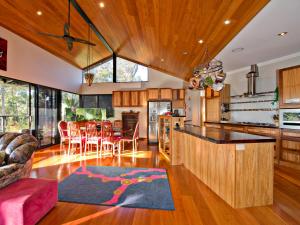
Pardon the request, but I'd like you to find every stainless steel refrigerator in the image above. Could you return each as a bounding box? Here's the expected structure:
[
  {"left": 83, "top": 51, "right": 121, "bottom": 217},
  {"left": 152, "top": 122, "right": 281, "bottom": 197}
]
[{"left": 148, "top": 101, "right": 172, "bottom": 144}]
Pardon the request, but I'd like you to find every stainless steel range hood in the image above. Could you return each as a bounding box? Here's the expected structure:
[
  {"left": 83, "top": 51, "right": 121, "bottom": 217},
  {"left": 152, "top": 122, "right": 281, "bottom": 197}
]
[{"left": 245, "top": 64, "right": 259, "bottom": 97}]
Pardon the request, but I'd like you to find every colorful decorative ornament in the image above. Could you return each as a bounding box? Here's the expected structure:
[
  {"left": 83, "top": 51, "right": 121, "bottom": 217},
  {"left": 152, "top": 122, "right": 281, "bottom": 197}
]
[{"left": 190, "top": 46, "right": 226, "bottom": 92}]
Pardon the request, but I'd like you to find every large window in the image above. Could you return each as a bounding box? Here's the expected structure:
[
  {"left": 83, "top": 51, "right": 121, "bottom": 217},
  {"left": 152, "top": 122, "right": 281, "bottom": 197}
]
[
  {"left": 0, "top": 79, "right": 32, "bottom": 133},
  {"left": 61, "top": 91, "right": 80, "bottom": 121},
  {"left": 117, "top": 57, "right": 148, "bottom": 82},
  {"left": 83, "top": 58, "right": 113, "bottom": 83},
  {"left": 80, "top": 94, "right": 114, "bottom": 118}
]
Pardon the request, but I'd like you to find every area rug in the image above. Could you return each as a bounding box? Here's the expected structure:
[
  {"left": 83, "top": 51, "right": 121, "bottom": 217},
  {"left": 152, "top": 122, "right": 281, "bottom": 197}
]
[{"left": 58, "top": 166, "right": 175, "bottom": 210}]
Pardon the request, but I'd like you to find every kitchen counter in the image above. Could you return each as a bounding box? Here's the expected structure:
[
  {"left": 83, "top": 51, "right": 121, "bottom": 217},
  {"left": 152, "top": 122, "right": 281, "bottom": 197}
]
[
  {"left": 175, "top": 125, "right": 276, "bottom": 144},
  {"left": 172, "top": 125, "right": 275, "bottom": 208}
]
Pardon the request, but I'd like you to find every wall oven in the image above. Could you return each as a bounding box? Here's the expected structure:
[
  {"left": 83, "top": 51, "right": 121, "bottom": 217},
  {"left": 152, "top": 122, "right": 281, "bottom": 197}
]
[{"left": 279, "top": 109, "right": 300, "bottom": 129}]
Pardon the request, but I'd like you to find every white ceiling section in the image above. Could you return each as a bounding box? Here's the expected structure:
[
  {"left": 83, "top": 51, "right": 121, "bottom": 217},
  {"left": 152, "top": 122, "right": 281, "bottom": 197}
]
[{"left": 217, "top": 0, "right": 300, "bottom": 72}]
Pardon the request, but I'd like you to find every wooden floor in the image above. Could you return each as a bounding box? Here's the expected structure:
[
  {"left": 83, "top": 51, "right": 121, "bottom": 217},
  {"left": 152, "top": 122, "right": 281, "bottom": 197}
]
[{"left": 31, "top": 140, "right": 300, "bottom": 225}]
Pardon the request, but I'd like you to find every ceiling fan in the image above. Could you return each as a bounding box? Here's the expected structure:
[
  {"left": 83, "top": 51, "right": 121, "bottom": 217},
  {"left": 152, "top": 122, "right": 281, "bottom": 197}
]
[{"left": 38, "top": 0, "right": 96, "bottom": 51}]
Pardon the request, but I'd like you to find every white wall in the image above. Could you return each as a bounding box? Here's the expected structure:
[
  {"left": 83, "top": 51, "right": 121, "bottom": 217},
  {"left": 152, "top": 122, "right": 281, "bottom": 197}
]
[
  {"left": 80, "top": 68, "right": 186, "bottom": 138},
  {"left": 225, "top": 53, "right": 300, "bottom": 124},
  {"left": 0, "top": 26, "right": 82, "bottom": 93},
  {"left": 185, "top": 89, "right": 201, "bottom": 126}
]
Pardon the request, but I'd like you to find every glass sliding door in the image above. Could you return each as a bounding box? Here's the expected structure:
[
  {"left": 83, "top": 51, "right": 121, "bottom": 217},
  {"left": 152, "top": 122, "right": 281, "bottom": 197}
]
[
  {"left": 37, "top": 86, "right": 58, "bottom": 147},
  {"left": 0, "top": 78, "right": 32, "bottom": 133}
]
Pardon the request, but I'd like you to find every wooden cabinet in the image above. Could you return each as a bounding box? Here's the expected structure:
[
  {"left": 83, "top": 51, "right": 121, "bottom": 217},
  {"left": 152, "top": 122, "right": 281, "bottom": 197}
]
[
  {"left": 178, "top": 89, "right": 185, "bottom": 100},
  {"left": 278, "top": 65, "right": 300, "bottom": 108},
  {"left": 206, "top": 87, "right": 219, "bottom": 98},
  {"left": 139, "top": 90, "right": 148, "bottom": 106},
  {"left": 122, "top": 91, "right": 131, "bottom": 107},
  {"left": 122, "top": 112, "right": 139, "bottom": 138},
  {"left": 205, "top": 84, "right": 230, "bottom": 122},
  {"left": 112, "top": 91, "right": 122, "bottom": 107},
  {"left": 148, "top": 88, "right": 160, "bottom": 100},
  {"left": 158, "top": 116, "right": 185, "bottom": 162},
  {"left": 160, "top": 88, "right": 172, "bottom": 100},
  {"left": 130, "top": 91, "right": 139, "bottom": 107},
  {"left": 206, "top": 97, "right": 221, "bottom": 122}
]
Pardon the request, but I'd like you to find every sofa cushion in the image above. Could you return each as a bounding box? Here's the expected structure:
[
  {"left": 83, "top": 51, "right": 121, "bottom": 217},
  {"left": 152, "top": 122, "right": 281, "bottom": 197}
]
[
  {"left": 0, "top": 133, "right": 21, "bottom": 151},
  {"left": 6, "top": 134, "right": 38, "bottom": 164},
  {"left": 0, "top": 163, "right": 21, "bottom": 180},
  {"left": 0, "top": 151, "right": 5, "bottom": 166}
]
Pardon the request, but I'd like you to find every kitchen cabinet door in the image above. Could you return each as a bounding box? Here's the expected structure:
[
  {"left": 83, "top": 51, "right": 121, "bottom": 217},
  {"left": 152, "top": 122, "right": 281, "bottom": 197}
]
[
  {"left": 178, "top": 89, "right": 185, "bottom": 100},
  {"left": 130, "top": 91, "right": 139, "bottom": 107},
  {"left": 279, "top": 65, "right": 300, "bottom": 108},
  {"left": 112, "top": 91, "right": 122, "bottom": 107},
  {"left": 139, "top": 90, "right": 148, "bottom": 106},
  {"left": 160, "top": 88, "right": 172, "bottom": 100},
  {"left": 148, "top": 89, "right": 160, "bottom": 100},
  {"left": 122, "top": 91, "right": 131, "bottom": 107}
]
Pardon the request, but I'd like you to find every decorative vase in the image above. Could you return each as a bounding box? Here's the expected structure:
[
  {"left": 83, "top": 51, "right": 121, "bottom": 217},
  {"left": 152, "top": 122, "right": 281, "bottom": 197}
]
[{"left": 84, "top": 72, "right": 94, "bottom": 86}]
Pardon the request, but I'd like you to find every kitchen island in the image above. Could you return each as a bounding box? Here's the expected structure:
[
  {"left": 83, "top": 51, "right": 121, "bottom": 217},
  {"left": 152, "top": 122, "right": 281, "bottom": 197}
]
[{"left": 172, "top": 125, "right": 276, "bottom": 208}]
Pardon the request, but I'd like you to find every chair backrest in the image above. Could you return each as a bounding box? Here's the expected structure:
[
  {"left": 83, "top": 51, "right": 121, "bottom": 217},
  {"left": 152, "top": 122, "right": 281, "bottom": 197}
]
[
  {"left": 67, "top": 122, "right": 81, "bottom": 138},
  {"left": 133, "top": 122, "right": 139, "bottom": 140},
  {"left": 113, "top": 120, "right": 122, "bottom": 129},
  {"left": 85, "top": 122, "right": 97, "bottom": 138},
  {"left": 101, "top": 121, "right": 113, "bottom": 139},
  {"left": 58, "top": 121, "right": 68, "bottom": 138}
]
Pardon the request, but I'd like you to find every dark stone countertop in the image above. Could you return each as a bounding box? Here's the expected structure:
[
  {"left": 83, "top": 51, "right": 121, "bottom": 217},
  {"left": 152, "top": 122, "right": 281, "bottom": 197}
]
[
  {"left": 205, "top": 121, "right": 278, "bottom": 128},
  {"left": 174, "top": 125, "right": 276, "bottom": 144}
]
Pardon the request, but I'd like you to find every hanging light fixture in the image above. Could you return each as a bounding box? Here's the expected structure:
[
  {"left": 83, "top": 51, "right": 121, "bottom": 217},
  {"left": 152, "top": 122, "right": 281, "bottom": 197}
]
[
  {"left": 189, "top": 46, "right": 226, "bottom": 91},
  {"left": 84, "top": 25, "right": 94, "bottom": 86}
]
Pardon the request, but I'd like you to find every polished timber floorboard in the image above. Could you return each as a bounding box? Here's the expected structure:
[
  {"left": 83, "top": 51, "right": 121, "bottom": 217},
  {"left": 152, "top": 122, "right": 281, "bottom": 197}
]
[{"left": 31, "top": 140, "right": 300, "bottom": 225}]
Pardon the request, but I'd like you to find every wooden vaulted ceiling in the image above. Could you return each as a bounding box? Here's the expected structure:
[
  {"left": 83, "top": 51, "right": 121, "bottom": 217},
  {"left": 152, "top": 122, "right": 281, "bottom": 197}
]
[
  {"left": 0, "top": 0, "right": 269, "bottom": 80},
  {"left": 0, "top": 0, "right": 112, "bottom": 68}
]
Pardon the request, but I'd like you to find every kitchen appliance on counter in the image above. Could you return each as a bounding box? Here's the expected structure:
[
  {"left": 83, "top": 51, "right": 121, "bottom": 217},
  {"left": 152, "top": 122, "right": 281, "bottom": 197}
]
[
  {"left": 279, "top": 109, "right": 300, "bottom": 129},
  {"left": 148, "top": 101, "right": 172, "bottom": 144}
]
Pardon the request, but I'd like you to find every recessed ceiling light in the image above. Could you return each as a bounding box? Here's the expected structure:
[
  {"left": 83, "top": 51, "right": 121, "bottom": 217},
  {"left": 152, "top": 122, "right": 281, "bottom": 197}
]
[
  {"left": 160, "top": 58, "right": 164, "bottom": 62},
  {"left": 36, "top": 11, "right": 42, "bottom": 16},
  {"left": 198, "top": 39, "right": 204, "bottom": 44},
  {"left": 183, "top": 51, "right": 188, "bottom": 55},
  {"left": 278, "top": 32, "right": 288, "bottom": 37},
  {"left": 224, "top": 19, "right": 231, "bottom": 25},
  {"left": 99, "top": 2, "right": 105, "bottom": 8},
  {"left": 232, "top": 47, "right": 244, "bottom": 53}
]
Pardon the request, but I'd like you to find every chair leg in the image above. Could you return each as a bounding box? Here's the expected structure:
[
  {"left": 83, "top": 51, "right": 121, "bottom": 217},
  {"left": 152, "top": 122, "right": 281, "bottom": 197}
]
[
  {"left": 100, "top": 142, "right": 102, "bottom": 158},
  {"left": 68, "top": 141, "right": 71, "bottom": 156},
  {"left": 96, "top": 143, "right": 99, "bottom": 158}
]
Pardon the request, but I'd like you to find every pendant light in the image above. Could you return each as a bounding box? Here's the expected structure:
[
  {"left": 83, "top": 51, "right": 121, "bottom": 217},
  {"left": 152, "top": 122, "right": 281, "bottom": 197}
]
[{"left": 84, "top": 25, "right": 94, "bottom": 86}]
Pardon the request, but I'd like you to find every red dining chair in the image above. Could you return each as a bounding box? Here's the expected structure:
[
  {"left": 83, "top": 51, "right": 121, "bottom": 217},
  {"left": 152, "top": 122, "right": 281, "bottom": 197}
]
[
  {"left": 85, "top": 122, "right": 102, "bottom": 157},
  {"left": 67, "top": 122, "right": 86, "bottom": 156},
  {"left": 100, "top": 121, "right": 121, "bottom": 157},
  {"left": 58, "top": 121, "right": 69, "bottom": 148},
  {"left": 120, "top": 122, "right": 139, "bottom": 153}
]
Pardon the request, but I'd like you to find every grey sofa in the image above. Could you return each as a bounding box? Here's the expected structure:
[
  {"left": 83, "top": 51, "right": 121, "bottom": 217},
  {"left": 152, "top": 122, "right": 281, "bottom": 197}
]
[{"left": 0, "top": 133, "right": 38, "bottom": 189}]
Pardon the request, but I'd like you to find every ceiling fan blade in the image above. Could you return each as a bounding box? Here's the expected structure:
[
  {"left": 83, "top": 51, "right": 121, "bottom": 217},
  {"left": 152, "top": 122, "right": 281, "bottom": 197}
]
[
  {"left": 72, "top": 37, "right": 96, "bottom": 46},
  {"left": 64, "top": 23, "right": 70, "bottom": 36},
  {"left": 38, "top": 32, "right": 64, "bottom": 39},
  {"left": 66, "top": 39, "right": 73, "bottom": 51}
]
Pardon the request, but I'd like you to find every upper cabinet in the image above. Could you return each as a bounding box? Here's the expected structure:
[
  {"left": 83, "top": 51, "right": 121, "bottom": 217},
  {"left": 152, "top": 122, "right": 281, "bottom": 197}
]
[
  {"left": 112, "top": 88, "right": 185, "bottom": 108},
  {"left": 130, "top": 91, "right": 139, "bottom": 107},
  {"left": 148, "top": 89, "right": 160, "bottom": 100},
  {"left": 122, "top": 91, "right": 131, "bottom": 107},
  {"left": 160, "top": 88, "right": 172, "bottom": 100},
  {"left": 139, "top": 91, "right": 148, "bottom": 106},
  {"left": 112, "top": 91, "right": 122, "bottom": 107},
  {"left": 278, "top": 65, "right": 300, "bottom": 108}
]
